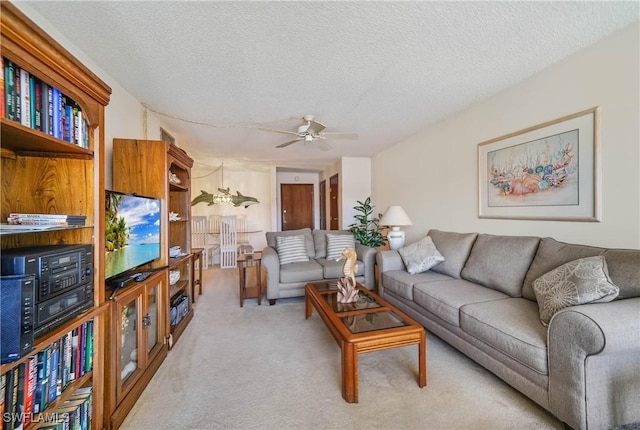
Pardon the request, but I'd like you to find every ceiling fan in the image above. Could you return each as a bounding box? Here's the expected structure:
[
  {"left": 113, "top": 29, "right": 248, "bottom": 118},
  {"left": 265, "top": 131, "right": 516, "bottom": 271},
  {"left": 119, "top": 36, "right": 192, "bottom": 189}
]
[{"left": 259, "top": 115, "right": 358, "bottom": 151}]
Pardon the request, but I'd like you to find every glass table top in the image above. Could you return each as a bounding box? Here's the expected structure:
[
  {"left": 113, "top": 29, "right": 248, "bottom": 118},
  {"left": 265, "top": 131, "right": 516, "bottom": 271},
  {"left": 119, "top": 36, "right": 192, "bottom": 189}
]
[{"left": 340, "top": 310, "right": 409, "bottom": 334}]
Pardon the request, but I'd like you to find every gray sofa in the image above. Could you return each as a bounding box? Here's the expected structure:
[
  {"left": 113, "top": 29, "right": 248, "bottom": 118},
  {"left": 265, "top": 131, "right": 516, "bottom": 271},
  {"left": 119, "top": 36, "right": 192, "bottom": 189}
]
[
  {"left": 262, "top": 228, "right": 377, "bottom": 305},
  {"left": 376, "top": 229, "right": 640, "bottom": 430}
]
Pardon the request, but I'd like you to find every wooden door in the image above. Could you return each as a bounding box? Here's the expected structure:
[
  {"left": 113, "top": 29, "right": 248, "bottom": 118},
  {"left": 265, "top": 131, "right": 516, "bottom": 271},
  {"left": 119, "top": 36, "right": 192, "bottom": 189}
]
[
  {"left": 319, "top": 180, "right": 327, "bottom": 230},
  {"left": 329, "top": 174, "right": 339, "bottom": 230},
  {"left": 281, "top": 184, "right": 314, "bottom": 230}
]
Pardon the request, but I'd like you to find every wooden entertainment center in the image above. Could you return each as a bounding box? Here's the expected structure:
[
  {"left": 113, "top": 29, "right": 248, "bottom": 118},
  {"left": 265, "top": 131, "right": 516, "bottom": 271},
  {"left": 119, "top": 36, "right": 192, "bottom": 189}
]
[
  {"left": 0, "top": 4, "right": 197, "bottom": 429},
  {"left": 0, "top": 2, "right": 111, "bottom": 428}
]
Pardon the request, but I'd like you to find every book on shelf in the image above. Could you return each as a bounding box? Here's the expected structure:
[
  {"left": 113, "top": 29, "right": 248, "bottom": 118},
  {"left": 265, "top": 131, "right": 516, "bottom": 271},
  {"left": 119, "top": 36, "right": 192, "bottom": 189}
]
[
  {"left": 7, "top": 213, "right": 86, "bottom": 227},
  {"left": 4, "top": 366, "right": 19, "bottom": 430},
  {"left": 32, "top": 75, "right": 42, "bottom": 131},
  {"left": 0, "top": 57, "right": 4, "bottom": 119},
  {"left": 13, "top": 62, "right": 20, "bottom": 124},
  {"left": 19, "top": 68, "right": 30, "bottom": 128},
  {"left": 4, "top": 59, "right": 16, "bottom": 121}
]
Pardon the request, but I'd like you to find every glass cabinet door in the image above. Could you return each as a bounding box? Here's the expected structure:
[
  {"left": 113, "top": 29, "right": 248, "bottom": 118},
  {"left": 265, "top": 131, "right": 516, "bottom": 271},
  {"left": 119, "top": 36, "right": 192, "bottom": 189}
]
[
  {"left": 119, "top": 296, "right": 140, "bottom": 385},
  {"left": 145, "top": 283, "right": 160, "bottom": 355}
]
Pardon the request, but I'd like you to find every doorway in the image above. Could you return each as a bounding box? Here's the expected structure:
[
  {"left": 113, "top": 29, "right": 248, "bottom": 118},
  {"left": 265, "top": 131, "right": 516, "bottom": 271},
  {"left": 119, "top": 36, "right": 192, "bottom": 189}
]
[
  {"left": 281, "top": 183, "right": 314, "bottom": 231},
  {"left": 329, "top": 174, "right": 339, "bottom": 230}
]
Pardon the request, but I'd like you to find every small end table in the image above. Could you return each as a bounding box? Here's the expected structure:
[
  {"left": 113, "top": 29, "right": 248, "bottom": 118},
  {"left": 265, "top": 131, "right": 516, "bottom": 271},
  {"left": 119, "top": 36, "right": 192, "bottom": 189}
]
[
  {"left": 238, "top": 251, "right": 262, "bottom": 307},
  {"left": 191, "top": 248, "right": 204, "bottom": 301}
]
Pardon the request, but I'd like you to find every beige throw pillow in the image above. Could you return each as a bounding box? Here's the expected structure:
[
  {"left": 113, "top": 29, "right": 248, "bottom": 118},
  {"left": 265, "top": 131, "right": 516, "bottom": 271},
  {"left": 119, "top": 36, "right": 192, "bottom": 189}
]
[
  {"left": 326, "top": 234, "right": 356, "bottom": 260},
  {"left": 532, "top": 256, "right": 619, "bottom": 326},
  {"left": 398, "top": 236, "right": 445, "bottom": 275}
]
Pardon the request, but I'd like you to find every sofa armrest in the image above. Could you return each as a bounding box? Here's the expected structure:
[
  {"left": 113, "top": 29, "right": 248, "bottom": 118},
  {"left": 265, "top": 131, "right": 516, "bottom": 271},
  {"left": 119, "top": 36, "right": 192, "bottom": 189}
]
[
  {"left": 547, "top": 298, "right": 640, "bottom": 430},
  {"left": 375, "top": 250, "right": 406, "bottom": 296},
  {"left": 376, "top": 250, "right": 405, "bottom": 273},
  {"left": 355, "top": 243, "right": 377, "bottom": 290},
  {"left": 261, "top": 246, "right": 281, "bottom": 300}
]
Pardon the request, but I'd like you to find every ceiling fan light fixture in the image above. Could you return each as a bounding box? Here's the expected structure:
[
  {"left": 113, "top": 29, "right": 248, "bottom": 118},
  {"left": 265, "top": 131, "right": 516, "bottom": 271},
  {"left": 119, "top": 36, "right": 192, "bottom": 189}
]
[{"left": 304, "top": 134, "right": 314, "bottom": 142}]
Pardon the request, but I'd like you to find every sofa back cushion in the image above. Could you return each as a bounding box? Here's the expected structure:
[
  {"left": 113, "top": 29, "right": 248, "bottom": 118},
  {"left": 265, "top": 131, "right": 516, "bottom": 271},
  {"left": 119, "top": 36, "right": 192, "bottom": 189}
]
[
  {"left": 312, "top": 229, "right": 353, "bottom": 259},
  {"left": 427, "top": 229, "right": 478, "bottom": 278},
  {"left": 266, "top": 228, "right": 315, "bottom": 258},
  {"left": 461, "top": 234, "right": 540, "bottom": 297},
  {"left": 522, "top": 237, "right": 605, "bottom": 301},
  {"left": 600, "top": 248, "right": 640, "bottom": 299}
]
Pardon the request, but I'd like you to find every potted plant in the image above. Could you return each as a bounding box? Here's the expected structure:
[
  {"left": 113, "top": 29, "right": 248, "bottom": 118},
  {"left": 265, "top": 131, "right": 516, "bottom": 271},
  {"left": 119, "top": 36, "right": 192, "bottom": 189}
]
[{"left": 349, "top": 197, "right": 386, "bottom": 248}]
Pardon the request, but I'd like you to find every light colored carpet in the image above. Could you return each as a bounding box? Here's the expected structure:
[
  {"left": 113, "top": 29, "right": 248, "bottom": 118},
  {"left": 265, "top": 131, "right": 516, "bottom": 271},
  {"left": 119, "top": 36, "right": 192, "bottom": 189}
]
[{"left": 121, "top": 267, "right": 563, "bottom": 430}]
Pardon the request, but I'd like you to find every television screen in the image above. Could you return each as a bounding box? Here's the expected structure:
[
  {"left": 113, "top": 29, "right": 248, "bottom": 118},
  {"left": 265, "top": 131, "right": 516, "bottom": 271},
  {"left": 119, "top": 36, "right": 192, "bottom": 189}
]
[{"left": 105, "top": 190, "right": 161, "bottom": 280}]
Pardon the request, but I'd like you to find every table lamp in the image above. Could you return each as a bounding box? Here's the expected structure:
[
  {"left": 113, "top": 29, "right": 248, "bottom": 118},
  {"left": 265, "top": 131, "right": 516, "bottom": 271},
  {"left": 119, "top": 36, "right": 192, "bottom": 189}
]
[{"left": 379, "top": 205, "right": 413, "bottom": 250}]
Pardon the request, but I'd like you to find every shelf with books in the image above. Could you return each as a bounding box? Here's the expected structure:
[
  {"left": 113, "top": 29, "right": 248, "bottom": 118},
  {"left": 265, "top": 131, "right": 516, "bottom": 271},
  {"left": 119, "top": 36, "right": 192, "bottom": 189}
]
[
  {"left": 1, "top": 318, "right": 95, "bottom": 430},
  {"left": 2, "top": 56, "right": 91, "bottom": 149}
]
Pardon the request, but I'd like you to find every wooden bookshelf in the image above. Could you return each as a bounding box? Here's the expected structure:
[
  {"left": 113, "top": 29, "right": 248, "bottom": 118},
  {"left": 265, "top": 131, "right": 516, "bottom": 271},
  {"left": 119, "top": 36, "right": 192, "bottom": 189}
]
[{"left": 0, "top": 2, "right": 111, "bottom": 429}]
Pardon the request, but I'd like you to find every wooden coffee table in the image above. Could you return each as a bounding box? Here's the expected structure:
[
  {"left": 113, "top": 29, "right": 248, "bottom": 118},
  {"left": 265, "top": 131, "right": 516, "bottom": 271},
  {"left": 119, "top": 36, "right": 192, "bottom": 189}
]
[{"left": 305, "top": 280, "right": 426, "bottom": 403}]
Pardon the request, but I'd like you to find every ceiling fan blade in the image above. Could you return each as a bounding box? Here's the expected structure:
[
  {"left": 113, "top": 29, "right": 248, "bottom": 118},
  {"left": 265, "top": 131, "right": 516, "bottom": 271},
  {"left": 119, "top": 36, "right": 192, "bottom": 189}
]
[
  {"left": 319, "top": 132, "right": 359, "bottom": 140},
  {"left": 275, "top": 138, "right": 301, "bottom": 148},
  {"left": 259, "top": 127, "right": 300, "bottom": 136},
  {"left": 314, "top": 140, "right": 332, "bottom": 151},
  {"left": 306, "top": 119, "right": 326, "bottom": 134}
]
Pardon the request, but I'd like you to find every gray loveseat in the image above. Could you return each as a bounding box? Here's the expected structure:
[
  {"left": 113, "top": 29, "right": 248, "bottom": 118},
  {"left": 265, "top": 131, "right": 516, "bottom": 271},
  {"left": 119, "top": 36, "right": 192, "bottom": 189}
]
[
  {"left": 376, "top": 229, "right": 640, "bottom": 430},
  {"left": 262, "top": 228, "right": 377, "bottom": 305}
]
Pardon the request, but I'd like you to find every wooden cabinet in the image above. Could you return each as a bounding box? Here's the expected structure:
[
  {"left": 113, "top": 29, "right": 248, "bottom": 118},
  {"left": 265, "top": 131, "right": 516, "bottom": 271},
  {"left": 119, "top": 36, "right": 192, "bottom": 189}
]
[
  {"left": 112, "top": 139, "right": 195, "bottom": 349},
  {"left": 107, "top": 271, "right": 167, "bottom": 429},
  {"left": 0, "top": 2, "right": 111, "bottom": 429}
]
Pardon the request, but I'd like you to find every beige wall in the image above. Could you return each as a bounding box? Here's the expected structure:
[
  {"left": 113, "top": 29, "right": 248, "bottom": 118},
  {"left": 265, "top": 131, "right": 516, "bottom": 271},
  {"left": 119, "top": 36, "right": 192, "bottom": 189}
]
[{"left": 372, "top": 22, "right": 640, "bottom": 249}]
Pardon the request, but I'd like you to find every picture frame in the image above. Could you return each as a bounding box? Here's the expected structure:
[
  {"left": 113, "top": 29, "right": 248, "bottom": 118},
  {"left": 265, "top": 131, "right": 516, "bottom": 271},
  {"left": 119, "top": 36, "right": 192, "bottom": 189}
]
[{"left": 478, "top": 107, "right": 600, "bottom": 222}]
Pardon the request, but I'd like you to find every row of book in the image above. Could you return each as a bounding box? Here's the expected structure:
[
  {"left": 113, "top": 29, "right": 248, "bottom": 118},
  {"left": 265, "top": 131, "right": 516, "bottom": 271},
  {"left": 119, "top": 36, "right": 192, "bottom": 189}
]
[
  {"left": 0, "top": 320, "right": 94, "bottom": 430},
  {"left": 6, "top": 214, "right": 87, "bottom": 227},
  {"left": 1, "top": 57, "right": 89, "bottom": 149}
]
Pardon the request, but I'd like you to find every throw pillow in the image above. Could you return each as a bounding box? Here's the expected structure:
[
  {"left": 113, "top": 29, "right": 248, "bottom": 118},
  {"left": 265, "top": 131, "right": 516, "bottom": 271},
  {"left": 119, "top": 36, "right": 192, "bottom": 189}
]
[
  {"left": 326, "top": 234, "right": 356, "bottom": 260},
  {"left": 532, "top": 256, "right": 619, "bottom": 326},
  {"left": 276, "top": 235, "right": 309, "bottom": 265},
  {"left": 398, "top": 236, "right": 445, "bottom": 275}
]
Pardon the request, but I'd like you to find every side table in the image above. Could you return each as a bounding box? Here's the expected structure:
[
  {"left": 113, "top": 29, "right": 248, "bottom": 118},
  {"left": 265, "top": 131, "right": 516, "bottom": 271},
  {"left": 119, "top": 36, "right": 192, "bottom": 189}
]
[
  {"left": 238, "top": 251, "right": 262, "bottom": 307},
  {"left": 191, "top": 248, "right": 204, "bottom": 302}
]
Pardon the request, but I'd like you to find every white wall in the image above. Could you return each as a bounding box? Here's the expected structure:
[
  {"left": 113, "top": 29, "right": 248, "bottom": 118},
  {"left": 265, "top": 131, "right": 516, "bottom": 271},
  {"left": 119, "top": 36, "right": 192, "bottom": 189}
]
[
  {"left": 340, "top": 157, "right": 372, "bottom": 229},
  {"left": 373, "top": 23, "right": 640, "bottom": 249}
]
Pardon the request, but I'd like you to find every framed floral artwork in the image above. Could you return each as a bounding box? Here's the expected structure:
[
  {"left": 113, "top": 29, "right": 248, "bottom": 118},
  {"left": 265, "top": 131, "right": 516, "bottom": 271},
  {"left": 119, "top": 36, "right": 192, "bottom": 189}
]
[{"left": 478, "top": 107, "right": 600, "bottom": 221}]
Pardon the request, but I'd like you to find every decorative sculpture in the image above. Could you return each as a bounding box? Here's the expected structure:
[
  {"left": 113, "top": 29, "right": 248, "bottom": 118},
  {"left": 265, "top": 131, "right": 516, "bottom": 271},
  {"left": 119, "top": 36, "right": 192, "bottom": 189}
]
[{"left": 336, "top": 248, "right": 359, "bottom": 303}]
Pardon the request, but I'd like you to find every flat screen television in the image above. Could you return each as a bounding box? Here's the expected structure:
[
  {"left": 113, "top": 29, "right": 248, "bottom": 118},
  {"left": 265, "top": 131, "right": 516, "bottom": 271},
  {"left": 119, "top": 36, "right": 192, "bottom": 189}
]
[{"left": 105, "top": 190, "right": 161, "bottom": 281}]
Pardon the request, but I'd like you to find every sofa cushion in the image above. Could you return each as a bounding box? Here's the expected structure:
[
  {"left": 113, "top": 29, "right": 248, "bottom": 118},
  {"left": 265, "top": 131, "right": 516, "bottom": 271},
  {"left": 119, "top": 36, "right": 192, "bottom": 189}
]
[
  {"left": 381, "top": 270, "right": 453, "bottom": 301},
  {"left": 313, "top": 229, "right": 353, "bottom": 259},
  {"left": 266, "top": 228, "right": 315, "bottom": 258},
  {"left": 600, "top": 249, "right": 640, "bottom": 299},
  {"left": 279, "top": 260, "right": 324, "bottom": 283},
  {"left": 413, "top": 279, "right": 509, "bottom": 327},
  {"left": 461, "top": 234, "right": 540, "bottom": 297},
  {"left": 522, "top": 237, "right": 605, "bottom": 301},
  {"left": 317, "top": 258, "right": 365, "bottom": 279},
  {"left": 326, "top": 234, "right": 356, "bottom": 260},
  {"left": 533, "top": 256, "right": 619, "bottom": 326},
  {"left": 398, "top": 236, "right": 445, "bottom": 274},
  {"left": 276, "top": 235, "right": 309, "bottom": 265},
  {"left": 460, "top": 298, "right": 549, "bottom": 375},
  {"left": 427, "top": 229, "right": 478, "bottom": 278}
]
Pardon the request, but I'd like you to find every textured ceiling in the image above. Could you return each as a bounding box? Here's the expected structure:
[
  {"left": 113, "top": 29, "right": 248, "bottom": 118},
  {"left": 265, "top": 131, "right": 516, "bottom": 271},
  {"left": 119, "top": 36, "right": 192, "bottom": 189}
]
[{"left": 23, "top": 1, "right": 639, "bottom": 171}]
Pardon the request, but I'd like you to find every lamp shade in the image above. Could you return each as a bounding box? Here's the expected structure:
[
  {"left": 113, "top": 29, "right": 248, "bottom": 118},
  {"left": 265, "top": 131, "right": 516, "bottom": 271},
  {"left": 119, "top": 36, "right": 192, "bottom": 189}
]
[{"left": 379, "top": 205, "right": 413, "bottom": 227}]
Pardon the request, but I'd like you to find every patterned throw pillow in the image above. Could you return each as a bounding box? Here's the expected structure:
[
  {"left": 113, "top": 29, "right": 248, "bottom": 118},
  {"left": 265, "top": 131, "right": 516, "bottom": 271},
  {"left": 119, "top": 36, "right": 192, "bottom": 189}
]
[
  {"left": 398, "top": 236, "right": 445, "bottom": 275},
  {"left": 276, "top": 235, "right": 309, "bottom": 265},
  {"left": 326, "top": 234, "right": 356, "bottom": 260},
  {"left": 532, "top": 256, "right": 619, "bottom": 326}
]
